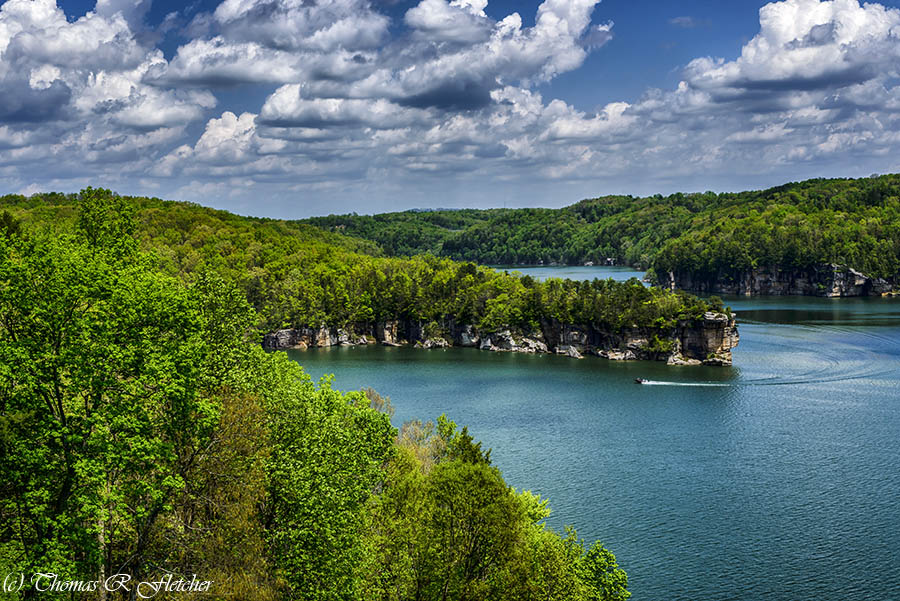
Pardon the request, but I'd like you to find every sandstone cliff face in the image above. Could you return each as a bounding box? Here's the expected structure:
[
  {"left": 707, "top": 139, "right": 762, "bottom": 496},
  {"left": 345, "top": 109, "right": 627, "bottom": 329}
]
[
  {"left": 261, "top": 326, "right": 367, "bottom": 350},
  {"left": 669, "top": 312, "right": 740, "bottom": 366},
  {"left": 262, "top": 314, "right": 739, "bottom": 366},
  {"left": 658, "top": 264, "right": 896, "bottom": 297},
  {"left": 537, "top": 314, "right": 738, "bottom": 366}
]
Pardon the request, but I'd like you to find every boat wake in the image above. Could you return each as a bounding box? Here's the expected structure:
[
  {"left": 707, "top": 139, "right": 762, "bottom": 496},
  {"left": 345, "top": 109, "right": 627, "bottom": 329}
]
[
  {"left": 639, "top": 381, "right": 730, "bottom": 386},
  {"left": 639, "top": 321, "right": 900, "bottom": 388}
]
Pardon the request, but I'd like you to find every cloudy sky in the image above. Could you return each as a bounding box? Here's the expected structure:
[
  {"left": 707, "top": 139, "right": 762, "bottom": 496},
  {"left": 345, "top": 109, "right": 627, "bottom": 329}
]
[{"left": 3, "top": 0, "right": 900, "bottom": 217}]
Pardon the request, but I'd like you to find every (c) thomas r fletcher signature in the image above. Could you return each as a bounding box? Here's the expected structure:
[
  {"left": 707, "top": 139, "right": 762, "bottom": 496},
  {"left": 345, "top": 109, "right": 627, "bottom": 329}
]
[{"left": 3, "top": 572, "right": 214, "bottom": 598}]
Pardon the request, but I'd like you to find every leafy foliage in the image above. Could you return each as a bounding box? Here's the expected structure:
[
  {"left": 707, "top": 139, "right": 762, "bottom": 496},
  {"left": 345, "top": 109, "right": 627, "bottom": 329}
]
[
  {"left": 362, "top": 416, "right": 630, "bottom": 601},
  {"left": 1, "top": 190, "right": 719, "bottom": 339},
  {"left": 302, "top": 175, "right": 900, "bottom": 280},
  {"left": 0, "top": 229, "right": 214, "bottom": 588},
  {"left": 1, "top": 191, "right": 631, "bottom": 600}
]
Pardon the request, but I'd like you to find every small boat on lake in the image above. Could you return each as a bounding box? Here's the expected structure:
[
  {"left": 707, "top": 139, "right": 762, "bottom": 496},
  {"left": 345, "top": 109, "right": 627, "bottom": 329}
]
[{"left": 635, "top": 378, "right": 647, "bottom": 384}]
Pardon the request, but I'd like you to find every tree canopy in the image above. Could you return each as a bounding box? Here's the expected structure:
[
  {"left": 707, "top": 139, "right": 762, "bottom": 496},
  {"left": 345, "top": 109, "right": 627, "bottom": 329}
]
[
  {"left": 302, "top": 175, "right": 900, "bottom": 282},
  {"left": 1, "top": 190, "right": 720, "bottom": 342}
]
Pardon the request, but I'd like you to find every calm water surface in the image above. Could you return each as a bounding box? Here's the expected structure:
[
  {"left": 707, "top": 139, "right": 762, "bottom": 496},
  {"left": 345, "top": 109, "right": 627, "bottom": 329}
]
[
  {"left": 492, "top": 264, "right": 648, "bottom": 282},
  {"left": 288, "top": 267, "right": 900, "bottom": 601}
]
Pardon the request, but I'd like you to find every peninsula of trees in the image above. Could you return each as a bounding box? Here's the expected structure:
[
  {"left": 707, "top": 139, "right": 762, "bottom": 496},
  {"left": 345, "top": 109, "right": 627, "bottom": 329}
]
[
  {"left": 305, "top": 175, "right": 900, "bottom": 296},
  {"left": 1, "top": 189, "right": 736, "bottom": 365}
]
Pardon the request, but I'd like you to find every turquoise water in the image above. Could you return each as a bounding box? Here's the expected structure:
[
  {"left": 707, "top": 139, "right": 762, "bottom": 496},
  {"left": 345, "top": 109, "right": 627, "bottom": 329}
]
[
  {"left": 286, "top": 268, "right": 900, "bottom": 601},
  {"left": 492, "top": 264, "right": 648, "bottom": 282}
]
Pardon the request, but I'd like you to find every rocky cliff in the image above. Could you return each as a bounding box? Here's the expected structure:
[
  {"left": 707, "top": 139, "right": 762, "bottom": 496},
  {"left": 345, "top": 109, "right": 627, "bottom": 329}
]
[
  {"left": 657, "top": 263, "right": 897, "bottom": 297},
  {"left": 262, "top": 313, "right": 740, "bottom": 366}
]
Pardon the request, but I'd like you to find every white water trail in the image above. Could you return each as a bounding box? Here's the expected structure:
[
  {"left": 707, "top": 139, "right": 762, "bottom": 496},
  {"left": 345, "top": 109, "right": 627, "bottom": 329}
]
[{"left": 641, "top": 320, "right": 900, "bottom": 388}]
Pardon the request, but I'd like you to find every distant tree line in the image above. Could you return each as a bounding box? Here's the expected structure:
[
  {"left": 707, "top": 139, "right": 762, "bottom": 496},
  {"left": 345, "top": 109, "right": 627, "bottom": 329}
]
[{"left": 303, "top": 175, "right": 900, "bottom": 282}]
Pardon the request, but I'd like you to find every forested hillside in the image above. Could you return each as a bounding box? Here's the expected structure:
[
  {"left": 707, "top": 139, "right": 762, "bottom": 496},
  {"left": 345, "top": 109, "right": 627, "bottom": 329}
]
[
  {"left": 0, "top": 190, "right": 635, "bottom": 600},
  {"left": 1, "top": 190, "right": 722, "bottom": 343},
  {"left": 304, "top": 175, "right": 900, "bottom": 285}
]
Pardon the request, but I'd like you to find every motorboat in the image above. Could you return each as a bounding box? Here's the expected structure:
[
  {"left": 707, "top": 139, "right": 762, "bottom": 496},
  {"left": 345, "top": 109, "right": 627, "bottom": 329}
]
[{"left": 634, "top": 378, "right": 647, "bottom": 384}]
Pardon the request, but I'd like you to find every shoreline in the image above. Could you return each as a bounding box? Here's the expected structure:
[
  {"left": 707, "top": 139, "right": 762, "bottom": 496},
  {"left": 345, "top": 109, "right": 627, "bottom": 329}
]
[{"left": 263, "top": 313, "right": 740, "bottom": 367}]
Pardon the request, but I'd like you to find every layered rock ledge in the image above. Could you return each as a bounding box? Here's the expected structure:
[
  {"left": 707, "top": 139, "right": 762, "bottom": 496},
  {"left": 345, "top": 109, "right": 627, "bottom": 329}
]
[
  {"left": 658, "top": 263, "right": 897, "bottom": 297},
  {"left": 262, "top": 313, "right": 739, "bottom": 367}
]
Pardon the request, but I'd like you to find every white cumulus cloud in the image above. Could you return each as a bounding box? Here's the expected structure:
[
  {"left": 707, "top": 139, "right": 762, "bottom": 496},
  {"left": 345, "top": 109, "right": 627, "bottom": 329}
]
[{"left": 6, "top": 0, "right": 900, "bottom": 215}]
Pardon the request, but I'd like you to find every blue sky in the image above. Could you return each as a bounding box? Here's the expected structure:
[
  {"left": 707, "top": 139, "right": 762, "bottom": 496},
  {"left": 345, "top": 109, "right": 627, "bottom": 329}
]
[{"left": 4, "top": 0, "right": 900, "bottom": 217}]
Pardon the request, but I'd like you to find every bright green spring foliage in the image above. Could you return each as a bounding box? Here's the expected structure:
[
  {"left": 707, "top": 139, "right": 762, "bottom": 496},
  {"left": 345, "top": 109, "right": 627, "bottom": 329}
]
[
  {"left": 303, "top": 175, "right": 900, "bottom": 280},
  {"left": 0, "top": 198, "right": 388, "bottom": 599},
  {"left": 0, "top": 226, "right": 216, "bottom": 588},
  {"left": 1, "top": 192, "right": 630, "bottom": 600},
  {"left": 362, "top": 415, "right": 629, "bottom": 601},
  {"left": 1, "top": 190, "right": 720, "bottom": 338}
]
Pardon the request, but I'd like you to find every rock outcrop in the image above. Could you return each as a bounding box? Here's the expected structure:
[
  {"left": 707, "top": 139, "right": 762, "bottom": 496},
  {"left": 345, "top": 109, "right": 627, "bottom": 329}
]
[
  {"left": 415, "top": 338, "right": 450, "bottom": 349},
  {"left": 262, "top": 314, "right": 739, "bottom": 366},
  {"left": 261, "top": 325, "right": 341, "bottom": 350},
  {"left": 667, "top": 312, "right": 740, "bottom": 366},
  {"left": 657, "top": 264, "right": 897, "bottom": 297},
  {"left": 557, "top": 345, "right": 584, "bottom": 359},
  {"left": 537, "top": 314, "right": 738, "bottom": 366},
  {"left": 457, "top": 325, "right": 479, "bottom": 347}
]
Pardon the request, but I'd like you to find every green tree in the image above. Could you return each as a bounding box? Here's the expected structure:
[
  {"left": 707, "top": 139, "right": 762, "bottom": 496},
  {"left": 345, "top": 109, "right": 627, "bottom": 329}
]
[
  {"left": 261, "top": 367, "right": 396, "bottom": 601},
  {"left": 0, "top": 211, "right": 20, "bottom": 239},
  {"left": 579, "top": 542, "right": 630, "bottom": 601},
  {"left": 75, "top": 187, "right": 137, "bottom": 257},
  {"left": 0, "top": 232, "right": 217, "bottom": 594}
]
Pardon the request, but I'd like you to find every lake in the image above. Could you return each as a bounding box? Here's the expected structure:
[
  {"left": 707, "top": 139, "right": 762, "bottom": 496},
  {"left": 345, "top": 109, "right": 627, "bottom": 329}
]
[
  {"left": 286, "top": 266, "right": 900, "bottom": 601},
  {"left": 491, "top": 264, "right": 649, "bottom": 283}
]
